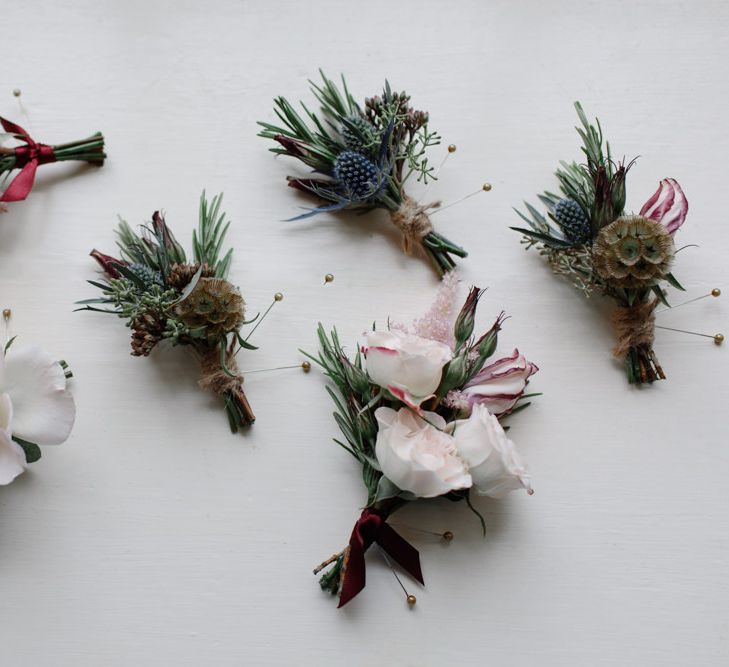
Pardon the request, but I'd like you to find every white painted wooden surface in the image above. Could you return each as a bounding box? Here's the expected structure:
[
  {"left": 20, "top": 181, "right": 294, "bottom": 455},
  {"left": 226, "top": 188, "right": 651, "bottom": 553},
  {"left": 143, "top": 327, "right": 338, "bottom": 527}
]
[{"left": 1, "top": 1, "right": 727, "bottom": 665}]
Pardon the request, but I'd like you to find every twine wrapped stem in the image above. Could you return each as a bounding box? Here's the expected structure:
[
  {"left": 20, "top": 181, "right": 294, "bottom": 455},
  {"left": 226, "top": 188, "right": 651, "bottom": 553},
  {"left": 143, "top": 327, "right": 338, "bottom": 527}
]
[
  {"left": 389, "top": 195, "right": 439, "bottom": 255},
  {"left": 198, "top": 343, "right": 255, "bottom": 427},
  {"left": 610, "top": 298, "right": 665, "bottom": 383}
]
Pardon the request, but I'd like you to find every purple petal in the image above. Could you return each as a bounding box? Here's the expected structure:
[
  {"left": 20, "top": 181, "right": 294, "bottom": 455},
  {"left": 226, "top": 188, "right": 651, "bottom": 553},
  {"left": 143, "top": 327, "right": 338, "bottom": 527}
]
[{"left": 640, "top": 178, "right": 688, "bottom": 234}]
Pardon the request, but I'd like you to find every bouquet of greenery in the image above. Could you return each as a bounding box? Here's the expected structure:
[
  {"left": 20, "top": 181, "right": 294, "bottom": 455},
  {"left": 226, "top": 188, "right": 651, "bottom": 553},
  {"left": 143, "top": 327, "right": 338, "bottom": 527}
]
[
  {"left": 307, "top": 274, "right": 538, "bottom": 607},
  {"left": 0, "top": 116, "right": 104, "bottom": 203},
  {"left": 512, "top": 102, "right": 690, "bottom": 384},
  {"left": 79, "top": 193, "right": 265, "bottom": 431},
  {"left": 258, "top": 71, "right": 467, "bottom": 276}
]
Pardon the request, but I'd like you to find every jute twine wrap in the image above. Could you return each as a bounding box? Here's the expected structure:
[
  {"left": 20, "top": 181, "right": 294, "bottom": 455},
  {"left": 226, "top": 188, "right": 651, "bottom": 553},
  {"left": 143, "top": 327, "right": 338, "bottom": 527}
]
[
  {"left": 610, "top": 299, "right": 658, "bottom": 358},
  {"left": 389, "top": 196, "right": 439, "bottom": 254},
  {"left": 198, "top": 346, "right": 242, "bottom": 395}
]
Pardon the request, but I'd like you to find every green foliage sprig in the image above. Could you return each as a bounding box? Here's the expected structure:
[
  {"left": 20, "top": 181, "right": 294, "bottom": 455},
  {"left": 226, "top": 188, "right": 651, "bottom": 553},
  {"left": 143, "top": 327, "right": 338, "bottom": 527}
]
[
  {"left": 258, "top": 71, "right": 467, "bottom": 276},
  {"left": 78, "top": 192, "right": 264, "bottom": 431},
  {"left": 306, "top": 286, "right": 539, "bottom": 600},
  {"left": 510, "top": 103, "right": 690, "bottom": 384}
]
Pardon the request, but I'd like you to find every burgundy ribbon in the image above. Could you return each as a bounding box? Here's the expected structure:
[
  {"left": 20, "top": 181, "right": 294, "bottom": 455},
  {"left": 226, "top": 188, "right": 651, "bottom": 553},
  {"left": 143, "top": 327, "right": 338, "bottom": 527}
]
[
  {"left": 0, "top": 117, "right": 57, "bottom": 202},
  {"left": 338, "top": 508, "right": 424, "bottom": 608}
]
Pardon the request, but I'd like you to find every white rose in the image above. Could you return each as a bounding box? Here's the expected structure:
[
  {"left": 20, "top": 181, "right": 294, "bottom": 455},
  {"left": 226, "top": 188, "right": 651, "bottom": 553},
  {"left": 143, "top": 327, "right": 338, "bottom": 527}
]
[
  {"left": 0, "top": 344, "right": 76, "bottom": 485},
  {"left": 450, "top": 403, "right": 532, "bottom": 498},
  {"left": 362, "top": 330, "right": 452, "bottom": 410},
  {"left": 0, "top": 392, "right": 25, "bottom": 485},
  {"left": 374, "top": 407, "right": 471, "bottom": 498}
]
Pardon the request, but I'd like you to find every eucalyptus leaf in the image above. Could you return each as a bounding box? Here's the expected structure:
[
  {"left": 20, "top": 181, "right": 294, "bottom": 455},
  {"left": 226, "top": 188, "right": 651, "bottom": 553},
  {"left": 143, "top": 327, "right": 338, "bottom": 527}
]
[
  {"left": 12, "top": 436, "right": 42, "bottom": 464},
  {"left": 374, "top": 475, "right": 402, "bottom": 502},
  {"left": 235, "top": 332, "right": 259, "bottom": 351},
  {"left": 652, "top": 285, "right": 670, "bottom": 307},
  {"left": 4, "top": 335, "right": 16, "bottom": 354},
  {"left": 219, "top": 338, "right": 237, "bottom": 378},
  {"left": 175, "top": 265, "right": 203, "bottom": 304},
  {"left": 664, "top": 272, "right": 686, "bottom": 292},
  {"left": 510, "top": 226, "right": 571, "bottom": 247},
  {"left": 113, "top": 263, "right": 146, "bottom": 290}
]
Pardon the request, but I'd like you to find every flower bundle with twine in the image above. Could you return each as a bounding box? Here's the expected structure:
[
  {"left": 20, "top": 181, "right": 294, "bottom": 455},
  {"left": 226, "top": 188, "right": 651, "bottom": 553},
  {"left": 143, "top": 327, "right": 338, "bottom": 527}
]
[
  {"left": 78, "top": 192, "right": 265, "bottom": 431},
  {"left": 258, "top": 70, "right": 467, "bottom": 276},
  {"left": 512, "top": 102, "right": 692, "bottom": 384}
]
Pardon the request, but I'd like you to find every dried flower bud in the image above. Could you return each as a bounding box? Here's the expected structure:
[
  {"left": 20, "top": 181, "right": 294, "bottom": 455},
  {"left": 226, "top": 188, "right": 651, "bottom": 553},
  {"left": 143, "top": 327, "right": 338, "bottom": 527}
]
[
  {"left": 437, "top": 354, "right": 470, "bottom": 397},
  {"left": 454, "top": 287, "right": 484, "bottom": 346},
  {"left": 274, "top": 134, "right": 307, "bottom": 158},
  {"left": 152, "top": 211, "right": 186, "bottom": 260},
  {"left": 474, "top": 312, "right": 506, "bottom": 361},
  {"left": 90, "top": 249, "right": 126, "bottom": 278},
  {"left": 342, "top": 356, "right": 370, "bottom": 396}
]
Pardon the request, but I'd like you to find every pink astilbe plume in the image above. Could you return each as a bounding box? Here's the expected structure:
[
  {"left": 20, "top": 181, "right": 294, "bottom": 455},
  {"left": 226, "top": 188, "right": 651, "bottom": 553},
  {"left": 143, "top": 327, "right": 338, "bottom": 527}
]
[{"left": 409, "top": 270, "right": 460, "bottom": 348}]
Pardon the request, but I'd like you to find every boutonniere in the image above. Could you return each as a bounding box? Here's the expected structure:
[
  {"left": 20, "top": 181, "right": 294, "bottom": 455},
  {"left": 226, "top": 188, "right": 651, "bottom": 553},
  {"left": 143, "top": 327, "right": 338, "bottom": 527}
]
[
  {"left": 512, "top": 103, "right": 722, "bottom": 384},
  {"left": 79, "top": 193, "right": 290, "bottom": 431},
  {"left": 307, "top": 274, "right": 538, "bottom": 607},
  {"left": 0, "top": 310, "right": 75, "bottom": 484},
  {"left": 0, "top": 115, "right": 104, "bottom": 204},
  {"left": 259, "top": 72, "right": 476, "bottom": 276}
]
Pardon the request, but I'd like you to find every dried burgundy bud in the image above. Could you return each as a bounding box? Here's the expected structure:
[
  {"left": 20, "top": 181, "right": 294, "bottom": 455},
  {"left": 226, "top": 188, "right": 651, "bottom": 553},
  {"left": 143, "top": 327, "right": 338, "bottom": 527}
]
[{"left": 90, "top": 249, "right": 126, "bottom": 278}]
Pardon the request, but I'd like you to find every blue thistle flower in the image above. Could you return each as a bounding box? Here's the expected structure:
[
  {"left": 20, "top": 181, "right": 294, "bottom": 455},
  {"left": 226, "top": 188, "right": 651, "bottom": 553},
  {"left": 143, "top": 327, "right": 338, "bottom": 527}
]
[
  {"left": 340, "top": 115, "right": 379, "bottom": 156},
  {"left": 554, "top": 198, "right": 591, "bottom": 245},
  {"left": 128, "top": 263, "right": 165, "bottom": 290},
  {"left": 332, "top": 151, "right": 386, "bottom": 202}
]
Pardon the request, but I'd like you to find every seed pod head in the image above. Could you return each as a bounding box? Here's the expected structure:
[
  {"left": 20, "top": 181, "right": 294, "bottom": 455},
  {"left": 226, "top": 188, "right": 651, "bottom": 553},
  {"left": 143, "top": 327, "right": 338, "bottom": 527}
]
[
  {"left": 175, "top": 278, "right": 245, "bottom": 339},
  {"left": 593, "top": 215, "right": 675, "bottom": 288}
]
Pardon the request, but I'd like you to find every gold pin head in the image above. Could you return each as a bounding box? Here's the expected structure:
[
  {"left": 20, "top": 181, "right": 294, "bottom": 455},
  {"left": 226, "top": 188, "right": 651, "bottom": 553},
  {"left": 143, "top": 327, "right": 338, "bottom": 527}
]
[
  {"left": 442, "top": 530, "right": 454, "bottom": 542},
  {"left": 274, "top": 292, "right": 284, "bottom": 302},
  {"left": 712, "top": 288, "right": 721, "bottom": 297},
  {"left": 301, "top": 361, "right": 311, "bottom": 372},
  {"left": 406, "top": 594, "right": 417, "bottom": 607},
  {"left": 324, "top": 274, "right": 334, "bottom": 284},
  {"left": 12, "top": 89, "right": 21, "bottom": 98},
  {"left": 714, "top": 333, "right": 724, "bottom": 345},
  {"left": 482, "top": 183, "right": 492, "bottom": 192},
  {"left": 2, "top": 308, "right": 10, "bottom": 320},
  {"left": 447, "top": 144, "right": 457, "bottom": 153}
]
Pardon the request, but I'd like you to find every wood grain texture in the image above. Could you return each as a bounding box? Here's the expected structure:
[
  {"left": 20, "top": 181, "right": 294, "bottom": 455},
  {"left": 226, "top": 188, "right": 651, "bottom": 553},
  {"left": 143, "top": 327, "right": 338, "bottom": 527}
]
[{"left": 1, "top": 1, "right": 727, "bottom": 665}]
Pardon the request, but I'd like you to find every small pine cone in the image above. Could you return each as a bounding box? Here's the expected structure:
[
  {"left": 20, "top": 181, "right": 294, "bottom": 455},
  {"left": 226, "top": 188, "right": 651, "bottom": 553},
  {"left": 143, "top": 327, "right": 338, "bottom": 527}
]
[
  {"left": 175, "top": 277, "right": 245, "bottom": 339},
  {"left": 554, "top": 198, "right": 591, "bottom": 245},
  {"left": 166, "top": 262, "right": 216, "bottom": 291},
  {"left": 130, "top": 311, "right": 165, "bottom": 356},
  {"left": 593, "top": 215, "right": 675, "bottom": 288}
]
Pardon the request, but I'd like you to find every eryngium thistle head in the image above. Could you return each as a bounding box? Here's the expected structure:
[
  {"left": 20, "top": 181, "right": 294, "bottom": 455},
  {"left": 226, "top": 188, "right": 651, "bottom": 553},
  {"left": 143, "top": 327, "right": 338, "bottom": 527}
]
[
  {"left": 593, "top": 215, "right": 675, "bottom": 288},
  {"left": 340, "top": 115, "right": 379, "bottom": 156},
  {"left": 554, "top": 198, "right": 591, "bottom": 245},
  {"left": 333, "top": 151, "right": 384, "bottom": 201},
  {"left": 128, "top": 263, "right": 165, "bottom": 290},
  {"left": 174, "top": 278, "right": 245, "bottom": 339}
]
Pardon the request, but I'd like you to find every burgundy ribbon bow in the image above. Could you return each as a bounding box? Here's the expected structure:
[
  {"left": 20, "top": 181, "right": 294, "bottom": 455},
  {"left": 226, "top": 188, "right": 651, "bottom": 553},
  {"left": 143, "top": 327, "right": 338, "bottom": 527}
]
[
  {"left": 0, "top": 117, "right": 56, "bottom": 202},
  {"left": 338, "top": 508, "right": 424, "bottom": 608}
]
